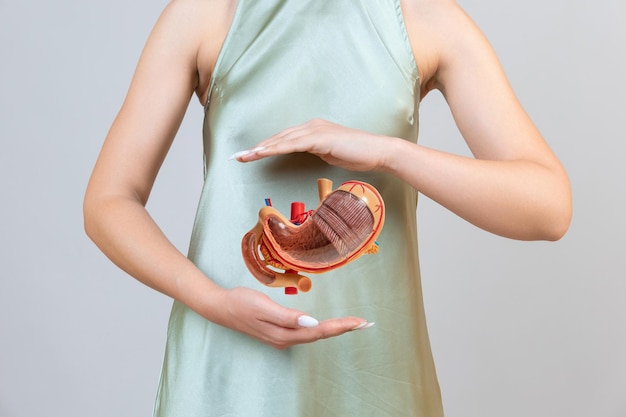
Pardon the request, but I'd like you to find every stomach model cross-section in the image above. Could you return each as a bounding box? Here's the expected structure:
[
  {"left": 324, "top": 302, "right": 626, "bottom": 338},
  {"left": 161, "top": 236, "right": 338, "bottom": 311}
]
[{"left": 241, "top": 178, "right": 385, "bottom": 294}]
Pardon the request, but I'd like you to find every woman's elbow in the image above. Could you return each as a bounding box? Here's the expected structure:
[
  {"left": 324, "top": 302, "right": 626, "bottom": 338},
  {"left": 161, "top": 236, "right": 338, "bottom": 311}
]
[
  {"left": 82, "top": 190, "right": 101, "bottom": 242},
  {"left": 82, "top": 184, "right": 112, "bottom": 243},
  {"left": 543, "top": 211, "right": 571, "bottom": 241},
  {"left": 539, "top": 183, "right": 573, "bottom": 242}
]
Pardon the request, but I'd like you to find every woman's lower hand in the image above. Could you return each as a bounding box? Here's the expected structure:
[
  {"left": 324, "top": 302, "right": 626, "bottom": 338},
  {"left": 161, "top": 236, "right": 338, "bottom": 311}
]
[
  {"left": 231, "top": 118, "right": 397, "bottom": 172},
  {"left": 210, "top": 286, "right": 372, "bottom": 350}
]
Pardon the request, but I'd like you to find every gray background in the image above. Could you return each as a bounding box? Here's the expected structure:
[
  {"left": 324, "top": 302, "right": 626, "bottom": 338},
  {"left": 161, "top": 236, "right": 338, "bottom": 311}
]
[{"left": 1, "top": 0, "right": 624, "bottom": 416}]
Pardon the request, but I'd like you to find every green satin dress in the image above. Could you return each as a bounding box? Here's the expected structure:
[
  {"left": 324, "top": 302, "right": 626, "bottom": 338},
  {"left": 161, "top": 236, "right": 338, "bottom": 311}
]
[{"left": 154, "top": 1, "right": 443, "bottom": 416}]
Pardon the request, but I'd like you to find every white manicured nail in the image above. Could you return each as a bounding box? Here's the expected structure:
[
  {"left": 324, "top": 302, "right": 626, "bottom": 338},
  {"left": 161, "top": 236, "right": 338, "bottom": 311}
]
[
  {"left": 229, "top": 150, "right": 251, "bottom": 160},
  {"left": 352, "top": 322, "right": 375, "bottom": 331},
  {"left": 229, "top": 149, "right": 253, "bottom": 160},
  {"left": 297, "top": 315, "right": 319, "bottom": 328},
  {"left": 228, "top": 146, "right": 266, "bottom": 160}
]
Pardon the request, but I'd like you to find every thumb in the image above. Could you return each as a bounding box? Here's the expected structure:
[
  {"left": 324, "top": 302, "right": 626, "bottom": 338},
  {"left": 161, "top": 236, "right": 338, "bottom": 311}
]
[
  {"left": 271, "top": 308, "right": 319, "bottom": 329},
  {"left": 256, "top": 295, "right": 319, "bottom": 329}
]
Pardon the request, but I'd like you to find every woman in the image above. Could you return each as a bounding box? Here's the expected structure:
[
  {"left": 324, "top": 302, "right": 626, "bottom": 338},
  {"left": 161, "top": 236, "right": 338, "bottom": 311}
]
[{"left": 84, "top": 0, "right": 572, "bottom": 415}]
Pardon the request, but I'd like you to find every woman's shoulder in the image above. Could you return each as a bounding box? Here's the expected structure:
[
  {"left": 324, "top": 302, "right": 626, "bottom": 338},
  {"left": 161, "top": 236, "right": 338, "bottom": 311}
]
[
  {"left": 155, "top": 0, "right": 236, "bottom": 45},
  {"left": 157, "top": 0, "right": 237, "bottom": 36},
  {"left": 154, "top": 0, "right": 237, "bottom": 102},
  {"left": 400, "top": 0, "right": 494, "bottom": 96},
  {"left": 400, "top": 0, "right": 456, "bottom": 93},
  {"left": 401, "top": 0, "right": 463, "bottom": 21}
]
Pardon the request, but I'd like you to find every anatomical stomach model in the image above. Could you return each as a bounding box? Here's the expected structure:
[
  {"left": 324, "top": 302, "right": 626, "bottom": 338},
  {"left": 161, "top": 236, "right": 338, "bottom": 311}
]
[{"left": 241, "top": 178, "right": 385, "bottom": 294}]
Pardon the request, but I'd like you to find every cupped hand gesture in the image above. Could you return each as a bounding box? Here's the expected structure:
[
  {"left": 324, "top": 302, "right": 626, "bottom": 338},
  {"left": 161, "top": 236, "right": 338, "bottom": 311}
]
[
  {"left": 210, "top": 286, "right": 372, "bottom": 350},
  {"left": 232, "top": 119, "right": 397, "bottom": 172}
]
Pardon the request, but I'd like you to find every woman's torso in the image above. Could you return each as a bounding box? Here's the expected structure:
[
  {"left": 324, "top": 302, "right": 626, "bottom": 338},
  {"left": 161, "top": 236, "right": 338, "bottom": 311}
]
[{"left": 154, "top": 1, "right": 443, "bottom": 416}]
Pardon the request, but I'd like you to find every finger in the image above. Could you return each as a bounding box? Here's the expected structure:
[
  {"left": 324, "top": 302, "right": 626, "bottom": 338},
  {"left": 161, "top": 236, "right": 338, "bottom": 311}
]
[
  {"left": 258, "top": 300, "right": 363, "bottom": 333},
  {"left": 259, "top": 118, "right": 326, "bottom": 146},
  {"left": 228, "top": 147, "right": 262, "bottom": 160},
  {"left": 288, "top": 317, "right": 372, "bottom": 344},
  {"left": 229, "top": 123, "right": 317, "bottom": 161},
  {"left": 228, "top": 140, "right": 302, "bottom": 161},
  {"left": 265, "top": 316, "right": 373, "bottom": 349},
  {"left": 256, "top": 137, "right": 316, "bottom": 158},
  {"left": 254, "top": 297, "right": 319, "bottom": 330},
  {"left": 233, "top": 137, "right": 315, "bottom": 162},
  {"left": 258, "top": 124, "right": 309, "bottom": 146},
  {"left": 316, "top": 317, "right": 373, "bottom": 338}
]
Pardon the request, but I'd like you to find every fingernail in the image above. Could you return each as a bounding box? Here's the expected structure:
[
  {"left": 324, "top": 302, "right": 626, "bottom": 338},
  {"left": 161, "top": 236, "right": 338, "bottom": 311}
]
[
  {"left": 297, "top": 315, "right": 319, "bottom": 328},
  {"left": 352, "top": 322, "right": 375, "bottom": 331},
  {"left": 228, "top": 150, "right": 251, "bottom": 160},
  {"left": 228, "top": 147, "right": 266, "bottom": 160}
]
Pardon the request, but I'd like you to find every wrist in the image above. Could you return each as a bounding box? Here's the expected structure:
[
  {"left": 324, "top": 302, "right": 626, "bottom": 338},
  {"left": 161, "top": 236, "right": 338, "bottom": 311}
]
[
  {"left": 378, "top": 136, "right": 406, "bottom": 174},
  {"left": 173, "top": 266, "right": 228, "bottom": 323}
]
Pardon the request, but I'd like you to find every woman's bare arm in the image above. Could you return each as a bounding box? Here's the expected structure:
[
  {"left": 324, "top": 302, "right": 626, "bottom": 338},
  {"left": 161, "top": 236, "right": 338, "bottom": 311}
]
[
  {"left": 394, "top": 0, "right": 572, "bottom": 240},
  {"left": 84, "top": 0, "right": 222, "bottom": 306},
  {"left": 84, "top": 0, "right": 366, "bottom": 349}
]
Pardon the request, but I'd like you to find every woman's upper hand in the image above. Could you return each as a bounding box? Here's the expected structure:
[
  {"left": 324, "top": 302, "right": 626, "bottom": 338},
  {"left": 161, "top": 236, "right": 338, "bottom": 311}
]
[
  {"left": 232, "top": 118, "right": 398, "bottom": 173},
  {"left": 208, "top": 286, "right": 371, "bottom": 350}
]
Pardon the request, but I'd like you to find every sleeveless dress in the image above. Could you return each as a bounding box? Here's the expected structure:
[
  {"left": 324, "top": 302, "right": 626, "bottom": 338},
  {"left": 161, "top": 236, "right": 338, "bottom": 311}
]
[{"left": 154, "top": 1, "right": 444, "bottom": 416}]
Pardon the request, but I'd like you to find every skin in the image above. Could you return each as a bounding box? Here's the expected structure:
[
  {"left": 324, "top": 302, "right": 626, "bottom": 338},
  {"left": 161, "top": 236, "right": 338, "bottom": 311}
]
[{"left": 83, "top": 0, "right": 572, "bottom": 350}]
